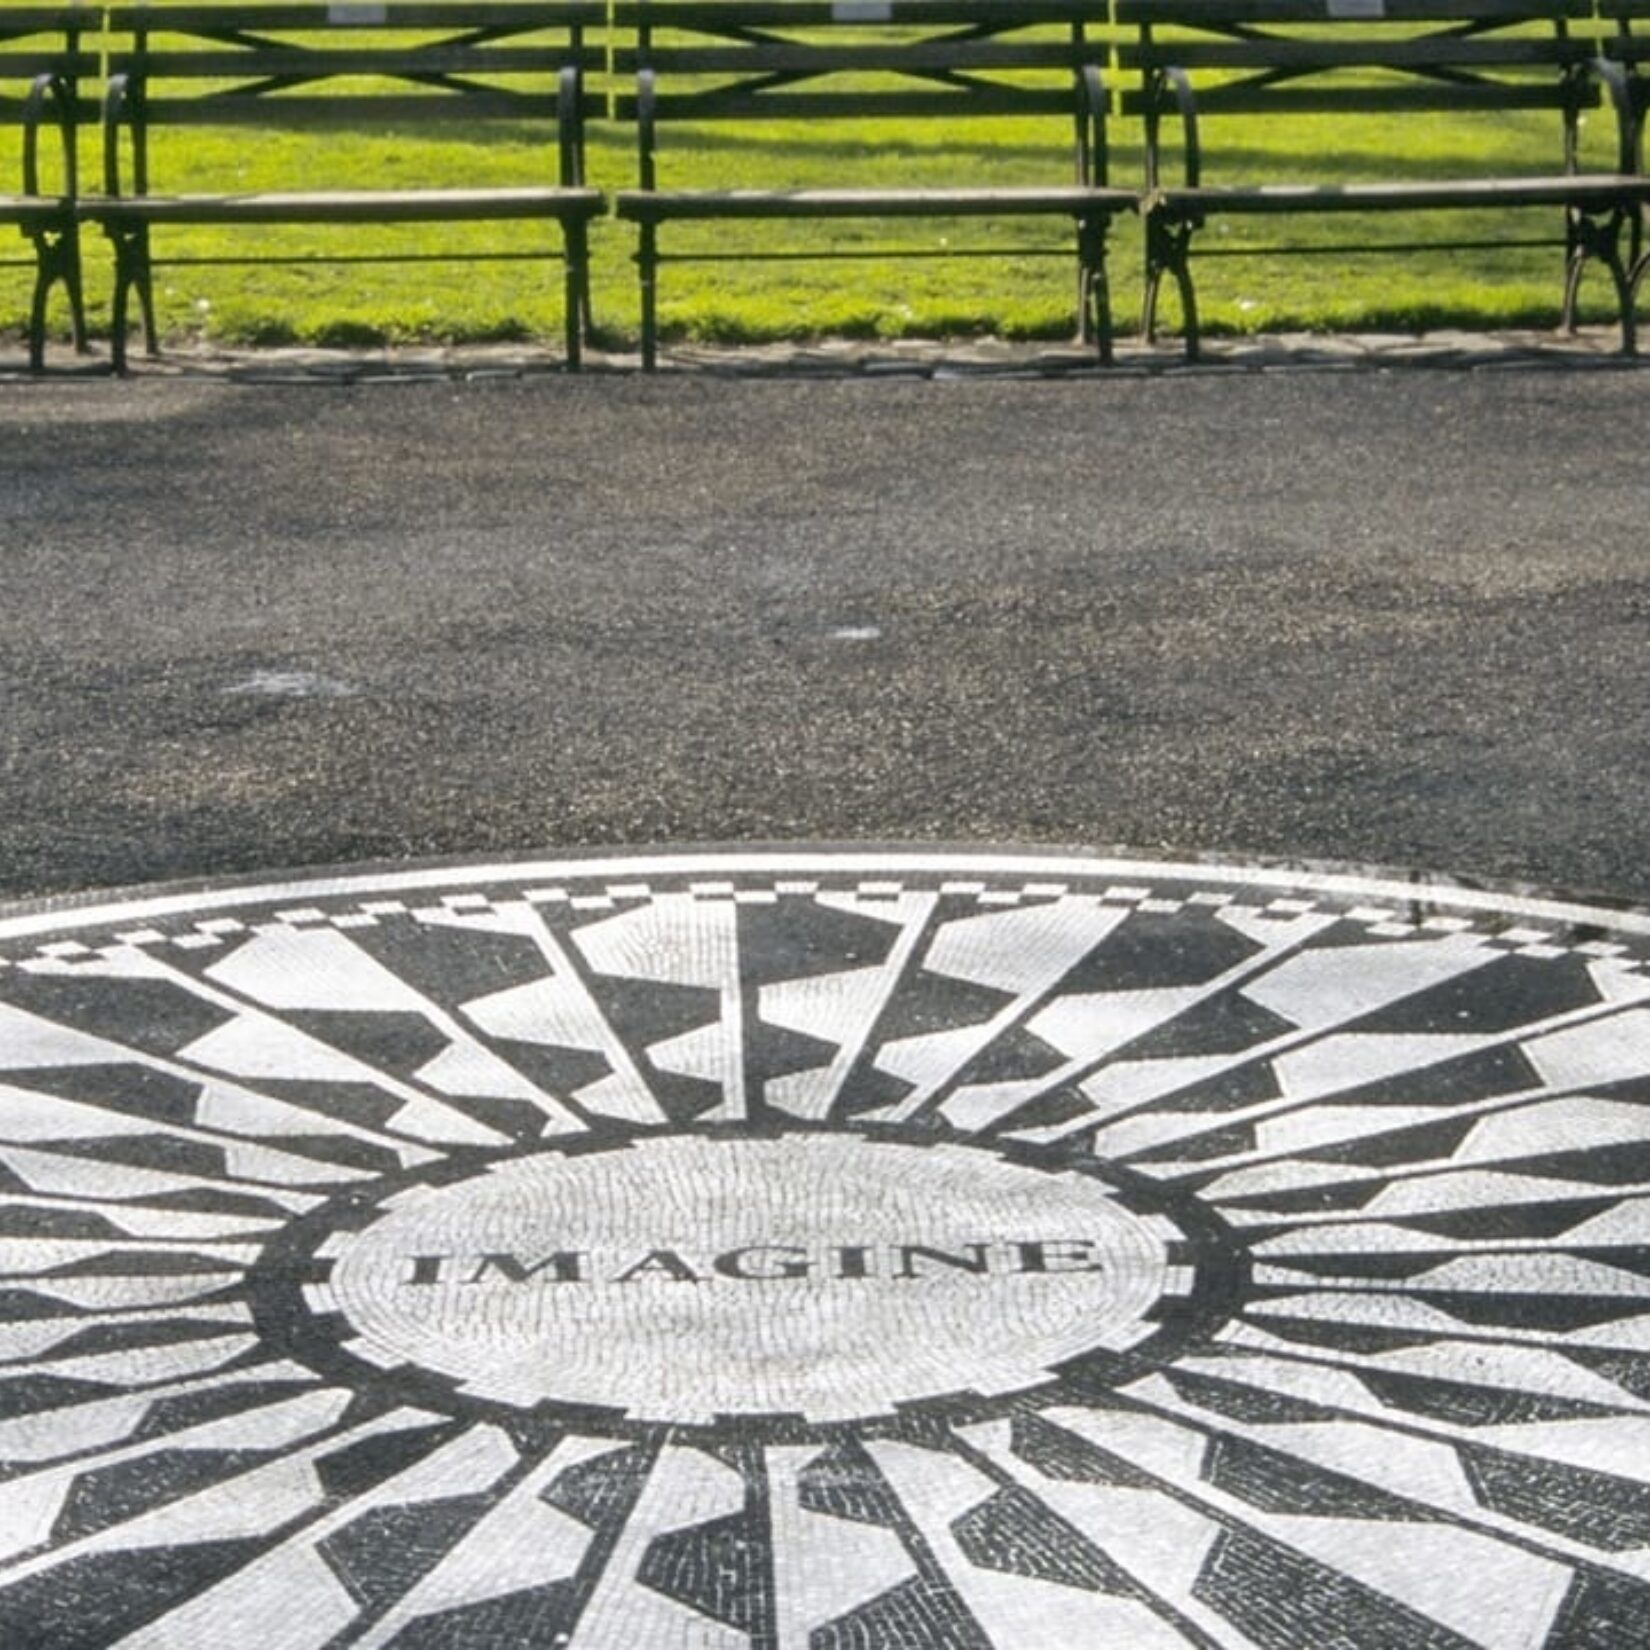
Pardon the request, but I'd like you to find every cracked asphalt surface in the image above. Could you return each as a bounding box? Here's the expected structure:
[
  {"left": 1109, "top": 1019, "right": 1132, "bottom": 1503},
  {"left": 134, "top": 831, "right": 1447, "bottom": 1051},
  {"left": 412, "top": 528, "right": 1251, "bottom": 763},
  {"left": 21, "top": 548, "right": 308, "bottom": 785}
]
[{"left": 3, "top": 364, "right": 1646, "bottom": 906}]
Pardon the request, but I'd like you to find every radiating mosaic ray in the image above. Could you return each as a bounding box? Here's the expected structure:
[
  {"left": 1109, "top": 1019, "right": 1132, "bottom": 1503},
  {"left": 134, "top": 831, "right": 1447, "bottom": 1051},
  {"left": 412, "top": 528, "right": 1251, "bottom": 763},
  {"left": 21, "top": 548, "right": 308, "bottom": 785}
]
[{"left": 0, "top": 852, "right": 1647, "bottom": 1647}]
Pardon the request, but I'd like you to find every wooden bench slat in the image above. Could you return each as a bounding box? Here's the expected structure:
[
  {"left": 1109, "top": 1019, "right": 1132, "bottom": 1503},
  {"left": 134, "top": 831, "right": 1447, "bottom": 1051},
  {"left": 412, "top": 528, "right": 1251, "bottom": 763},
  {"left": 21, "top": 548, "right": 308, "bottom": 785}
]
[
  {"left": 1121, "top": 38, "right": 1599, "bottom": 69},
  {"left": 1117, "top": 0, "right": 1595, "bottom": 19},
  {"left": 0, "top": 52, "right": 99, "bottom": 75},
  {"left": 117, "top": 47, "right": 599, "bottom": 76},
  {"left": 0, "top": 10, "right": 96, "bottom": 31},
  {"left": 613, "top": 43, "right": 1106, "bottom": 74},
  {"left": 108, "top": 3, "right": 606, "bottom": 28},
  {"left": 125, "top": 92, "right": 571, "bottom": 121},
  {"left": 614, "top": 0, "right": 1110, "bottom": 24}
]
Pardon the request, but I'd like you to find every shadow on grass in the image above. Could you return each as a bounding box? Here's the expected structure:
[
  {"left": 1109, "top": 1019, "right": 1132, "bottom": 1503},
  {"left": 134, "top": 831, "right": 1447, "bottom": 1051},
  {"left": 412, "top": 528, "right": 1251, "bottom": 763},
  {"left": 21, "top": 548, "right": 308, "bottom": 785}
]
[
  {"left": 215, "top": 313, "right": 539, "bottom": 347},
  {"left": 6, "top": 290, "right": 1629, "bottom": 349},
  {"left": 143, "top": 112, "right": 1099, "bottom": 170},
  {"left": 1150, "top": 295, "right": 1620, "bottom": 339}
]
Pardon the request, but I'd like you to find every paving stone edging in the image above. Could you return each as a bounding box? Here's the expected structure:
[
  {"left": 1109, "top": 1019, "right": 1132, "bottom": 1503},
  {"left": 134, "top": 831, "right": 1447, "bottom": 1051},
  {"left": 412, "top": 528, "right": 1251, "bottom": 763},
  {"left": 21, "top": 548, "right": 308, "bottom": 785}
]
[{"left": 6, "top": 324, "right": 1642, "bottom": 381}]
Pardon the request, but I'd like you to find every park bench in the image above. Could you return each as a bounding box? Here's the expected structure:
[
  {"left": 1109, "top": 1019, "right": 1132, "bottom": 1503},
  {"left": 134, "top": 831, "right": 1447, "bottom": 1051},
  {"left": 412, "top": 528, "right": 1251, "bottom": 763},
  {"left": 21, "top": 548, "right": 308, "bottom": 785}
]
[
  {"left": 611, "top": 0, "right": 1133, "bottom": 369},
  {"left": 2, "top": 6, "right": 92, "bottom": 370},
  {"left": 1116, "top": 0, "right": 1650, "bottom": 359},
  {"left": 86, "top": 1, "right": 605, "bottom": 371}
]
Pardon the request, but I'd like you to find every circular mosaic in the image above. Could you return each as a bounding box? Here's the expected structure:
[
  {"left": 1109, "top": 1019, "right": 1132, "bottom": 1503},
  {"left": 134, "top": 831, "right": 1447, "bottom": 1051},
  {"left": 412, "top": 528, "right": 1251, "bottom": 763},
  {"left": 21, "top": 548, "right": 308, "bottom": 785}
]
[{"left": 0, "top": 847, "right": 1648, "bottom": 1648}]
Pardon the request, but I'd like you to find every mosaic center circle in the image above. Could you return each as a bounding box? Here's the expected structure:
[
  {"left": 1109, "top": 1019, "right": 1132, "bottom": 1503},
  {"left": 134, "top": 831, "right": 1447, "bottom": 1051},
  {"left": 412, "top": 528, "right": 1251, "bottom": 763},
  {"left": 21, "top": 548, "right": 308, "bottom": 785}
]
[{"left": 316, "top": 1134, "right": 1180, "bottom": 1423}]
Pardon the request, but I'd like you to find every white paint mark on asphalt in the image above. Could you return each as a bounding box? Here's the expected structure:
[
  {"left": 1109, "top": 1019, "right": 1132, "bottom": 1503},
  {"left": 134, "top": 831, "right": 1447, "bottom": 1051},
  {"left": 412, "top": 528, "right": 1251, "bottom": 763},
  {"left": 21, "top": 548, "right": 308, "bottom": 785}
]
[
  {"left": 223, "top": 669, "right": 359, "bottom": 700},
  {"left": 827, "top": 625, "right": 883, "bottom": 642}
]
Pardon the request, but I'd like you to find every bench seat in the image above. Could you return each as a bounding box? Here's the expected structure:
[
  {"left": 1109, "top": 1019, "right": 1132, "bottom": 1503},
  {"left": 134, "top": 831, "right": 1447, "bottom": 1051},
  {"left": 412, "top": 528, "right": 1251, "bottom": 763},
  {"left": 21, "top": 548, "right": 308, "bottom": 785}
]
[
  {"left": 86, "top": 188, "right": 605, "bottom": 227},
  {"left": 1151, "top": 176, "right": 1650, "bottom": 215},
  {"left": 617, "top": 187, "right": 1138, "bottom": 223},
  {"left": 0, "top": 191, "right": 70, "bottom": 225}
]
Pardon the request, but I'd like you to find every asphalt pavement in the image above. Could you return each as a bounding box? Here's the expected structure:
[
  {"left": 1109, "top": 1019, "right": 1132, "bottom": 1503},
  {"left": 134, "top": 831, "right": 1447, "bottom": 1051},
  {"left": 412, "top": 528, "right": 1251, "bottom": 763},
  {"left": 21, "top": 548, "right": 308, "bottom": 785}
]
[{"left": 3, "top": 360, "right": 1647, "bottom": 906}]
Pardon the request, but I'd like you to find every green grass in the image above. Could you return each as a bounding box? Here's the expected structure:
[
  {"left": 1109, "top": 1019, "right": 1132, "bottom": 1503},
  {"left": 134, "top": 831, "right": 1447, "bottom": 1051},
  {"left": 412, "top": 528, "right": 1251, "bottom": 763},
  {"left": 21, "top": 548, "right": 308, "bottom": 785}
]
[{"left": 2, "top": 89, "right": 1637, "bottom": 350}]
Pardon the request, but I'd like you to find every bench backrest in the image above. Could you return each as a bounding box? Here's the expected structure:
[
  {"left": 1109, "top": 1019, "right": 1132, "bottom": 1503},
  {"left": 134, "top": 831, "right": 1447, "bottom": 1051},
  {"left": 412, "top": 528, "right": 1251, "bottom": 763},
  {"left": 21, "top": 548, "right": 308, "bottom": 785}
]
[
  {"left": 1, "top": 9, "right": 96, "bottom": 119},
  {"left": 1, "top": 6, "right": 95, "bottom": 194},
  {"left": 1, "top": 5, "right": 96, "bottom": 111},
  {"left": 104, "top": 2, "right": 606, "bottom": 126},
  {"left": 612, "top": 0, "right": 1115, "bottom": 130},
  {"left": 1116, "top": 0, "right": 1604, "bottom": 118}
]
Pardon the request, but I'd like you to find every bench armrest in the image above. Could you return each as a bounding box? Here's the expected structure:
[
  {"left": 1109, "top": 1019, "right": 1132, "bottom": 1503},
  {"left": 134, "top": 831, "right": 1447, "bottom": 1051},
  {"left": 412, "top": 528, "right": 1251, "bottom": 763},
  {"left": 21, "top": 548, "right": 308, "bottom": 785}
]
[
  {"left": 636, "top": 67, "right": 657, "bottom": 190},
  {"left": 1143, "top": 64, "right": 1200, "bottom": 196},
  {"left": 557, "top": 63, "right": 586, "bottom": 188},
  {"left": 101, "top": 72, "right": 140, "bottom": 198},
  {"left": 1574, "top": 58, "right": 1642, "bottom": 175},
  {"left": 1078, "top": 63, "right": 1107, "bottom": 188},
  {"left": 21, "top": 72, "right": 75, "bottom": 201}
]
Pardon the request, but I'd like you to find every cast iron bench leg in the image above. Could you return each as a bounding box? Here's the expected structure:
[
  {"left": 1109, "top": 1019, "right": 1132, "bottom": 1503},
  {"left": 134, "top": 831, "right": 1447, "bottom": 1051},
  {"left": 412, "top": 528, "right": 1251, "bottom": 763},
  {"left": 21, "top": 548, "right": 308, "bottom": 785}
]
[
  {"left": 563, "top": 216, "right": 590, "bottom": 371},
  {"left": 579, "top": 243, "right": 594, "bottom": 343},
  {"left": 105, "top": 221, "right": 158, "bottom": 375},
  {"left": 1562, "top": 203, "right": 1638, "bottom": 356},
  {"left": 22, "top": 218, "right": 85, "bottom": 371},
  {"left": 1078, "top": 212, "right": 1112, "bottom": 364},
  {"left": 1143, "top": 207, "right": 1200, "bottom": 362},
  {"left": 1629, "top": 245, "right": 1647, "bottom": 348},
  {"left": 1076, "top": 220, "right": 1094, "bottom": 348},
  {"left": 26, "top": 235, "right": 51, "bottom": 373},
  {"left": 64, "top": 221, "right": 86, "bottom": 352},
  {"left": 638, "top": 220, "right": 658, "bottom": 372}
]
